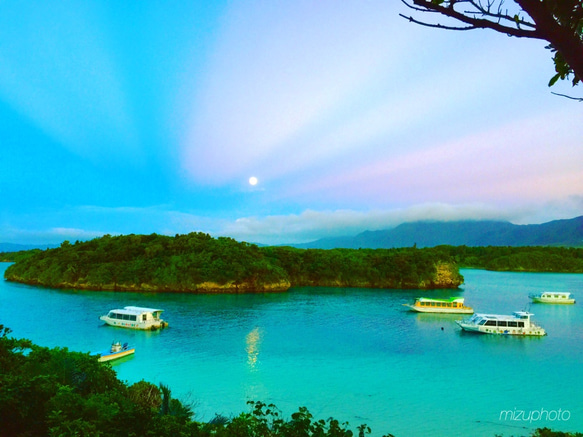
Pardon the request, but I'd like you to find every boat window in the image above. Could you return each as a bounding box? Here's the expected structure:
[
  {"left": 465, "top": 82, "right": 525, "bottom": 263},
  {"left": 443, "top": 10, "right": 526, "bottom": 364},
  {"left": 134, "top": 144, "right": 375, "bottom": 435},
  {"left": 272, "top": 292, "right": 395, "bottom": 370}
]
[
  {"left": 142, "top": 314, "right": 147, "bottom": 321},
  {"left": 123, "top": 314, "right": 130, "bottom": 320},
  {"left": 497, "top": 321, "right": 507, "bottom": 327},
  {"left": 508, "top": 321, "right": 518, "bottom": 327},
  {"left": 485, "top": 320, "right": 497, "bottom": 326},
  {"left": 518, "top": 322, "right": 525, "bottom": 328},
  {"left": 113, "top": 313, "right": 121, "bottom": 319},
  {"left": 130, "top": 315, "right": 137, "bottom": 321},
  {"left": 108, "top": 312, "right": 115, "bottom": 318},
  {"left": 478, "top": 320, "right": 487, "bottom": 325}
]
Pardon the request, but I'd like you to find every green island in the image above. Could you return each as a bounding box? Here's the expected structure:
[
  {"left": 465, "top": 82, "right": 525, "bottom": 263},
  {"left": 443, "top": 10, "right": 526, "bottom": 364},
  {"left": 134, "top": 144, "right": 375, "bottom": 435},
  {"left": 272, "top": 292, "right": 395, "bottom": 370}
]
[
  {"left": 1, "top": 325, "right": 580, "bottom": 437},
  {"left": 441, "top": 245, "right": 583, "bottom": 273},
  {"left": 1, "top": 233, "right": 464, "bottom": 292},
  {"left": 3, "top": 233, "right": 583, "bottom": 293}
]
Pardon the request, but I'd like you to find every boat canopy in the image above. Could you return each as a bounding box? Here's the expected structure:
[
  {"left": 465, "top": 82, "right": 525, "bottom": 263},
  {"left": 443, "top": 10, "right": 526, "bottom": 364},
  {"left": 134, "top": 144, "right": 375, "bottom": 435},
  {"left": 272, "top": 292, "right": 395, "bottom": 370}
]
[
  {"left": 469, "top": 312, "right": 533, "bottom": 322},
  {"left": 417, "top": 297, "right": 464, "bottom": 303},
  {"left": 109, "top": 307, "right": 163, "bottom": 316}
]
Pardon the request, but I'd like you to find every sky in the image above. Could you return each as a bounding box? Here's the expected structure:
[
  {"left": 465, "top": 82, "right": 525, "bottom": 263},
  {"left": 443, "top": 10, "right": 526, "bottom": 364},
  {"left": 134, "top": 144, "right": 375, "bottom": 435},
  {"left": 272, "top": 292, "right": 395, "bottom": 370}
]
[{"left": 1, "top": 1, "right": 582, "bottom": 246}]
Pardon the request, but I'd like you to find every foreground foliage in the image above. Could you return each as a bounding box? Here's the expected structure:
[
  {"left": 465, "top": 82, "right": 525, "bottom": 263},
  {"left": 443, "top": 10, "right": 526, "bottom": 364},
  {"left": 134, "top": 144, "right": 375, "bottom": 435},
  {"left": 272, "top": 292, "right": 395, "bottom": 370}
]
[
  {"left": 0, "top": 326, "right": 579, "bottom": 437},
  {"left": 535, "top": 429, "right": 583, "bottom": 437},
  {"left": 3, "top": 233, "right": 463, "bottom": 291}
]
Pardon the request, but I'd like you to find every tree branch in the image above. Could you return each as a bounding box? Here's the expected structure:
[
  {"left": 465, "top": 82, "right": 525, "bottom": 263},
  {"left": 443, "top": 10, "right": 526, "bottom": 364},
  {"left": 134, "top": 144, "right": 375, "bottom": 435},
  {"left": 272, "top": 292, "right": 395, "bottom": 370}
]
[
  {"left": 401, "top": 0, "right": 544, "bottom": 39},
  {"left": 551, "top": 92, "right": 583, "bottom": 102},
  {"left": 517, "top": 0, "right": 583, "bottom": 83},
  {"left": 401, "top": 0, "right": 583, "bottom": 88},
  {"left": 398, "top": 13, "right": 479, "bottom": 31}
]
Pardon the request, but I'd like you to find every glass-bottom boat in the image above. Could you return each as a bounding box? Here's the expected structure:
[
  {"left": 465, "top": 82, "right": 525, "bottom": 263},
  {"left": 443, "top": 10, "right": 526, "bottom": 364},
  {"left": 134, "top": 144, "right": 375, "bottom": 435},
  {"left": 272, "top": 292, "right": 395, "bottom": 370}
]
[
  {"left": 529, "top": 292, "right": 575, "bottom": 304},
  {"left": 99, "top": 306, "right": 168, "bottom": 330},
  {"left": 403, "top": 297, "right": 474, "bottom": 314},
  {"left": 456, "top": 311, "right": 546, "bottom": 336}
]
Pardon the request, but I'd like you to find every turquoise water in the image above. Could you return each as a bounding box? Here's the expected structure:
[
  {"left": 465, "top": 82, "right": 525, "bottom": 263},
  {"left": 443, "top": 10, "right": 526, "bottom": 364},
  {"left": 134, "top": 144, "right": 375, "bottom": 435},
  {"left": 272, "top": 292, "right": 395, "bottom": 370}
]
[{"left": 1, "top": 263, "right": 582, "bottom": 437}]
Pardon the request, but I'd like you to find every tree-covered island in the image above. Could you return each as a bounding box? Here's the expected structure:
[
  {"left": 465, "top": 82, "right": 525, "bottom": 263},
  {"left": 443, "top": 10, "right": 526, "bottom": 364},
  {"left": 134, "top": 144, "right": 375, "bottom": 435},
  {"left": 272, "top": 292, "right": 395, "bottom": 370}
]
[
  {"left": 4, "top": 233, "right": 583, "bottom": 293},
  {"left": 3, "top": 233, "right": 463, "bottom": 292}
]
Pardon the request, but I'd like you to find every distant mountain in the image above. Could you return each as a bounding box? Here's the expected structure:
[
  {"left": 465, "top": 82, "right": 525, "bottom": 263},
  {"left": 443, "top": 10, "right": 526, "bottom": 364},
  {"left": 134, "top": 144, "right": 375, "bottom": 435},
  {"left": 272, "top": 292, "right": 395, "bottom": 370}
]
[
  {"left": 292, "top": 216, "right": 583, "bottom": 249},
  {"left": 0, "top": 243, "right": 58, "bottom": 253}
]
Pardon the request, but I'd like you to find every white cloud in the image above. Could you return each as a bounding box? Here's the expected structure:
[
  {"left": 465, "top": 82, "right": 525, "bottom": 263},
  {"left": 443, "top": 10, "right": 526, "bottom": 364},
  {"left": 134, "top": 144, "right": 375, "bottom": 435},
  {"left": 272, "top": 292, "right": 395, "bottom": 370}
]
[
  {"left": 0, "top": 226, "right": 104, "bottom": 246},
  {"left": 219, "top": 200, "right": 583, "bottom": 245},
  {"left": 2, "top": 199, "right": 581, "bottom": 247}
]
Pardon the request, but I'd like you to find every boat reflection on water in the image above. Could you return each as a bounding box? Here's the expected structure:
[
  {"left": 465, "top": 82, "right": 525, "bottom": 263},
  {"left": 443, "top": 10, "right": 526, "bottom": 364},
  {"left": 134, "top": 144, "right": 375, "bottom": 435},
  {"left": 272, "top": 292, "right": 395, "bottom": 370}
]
[{"left": 246, "top": 327, "right": 262, "bottom": 370}]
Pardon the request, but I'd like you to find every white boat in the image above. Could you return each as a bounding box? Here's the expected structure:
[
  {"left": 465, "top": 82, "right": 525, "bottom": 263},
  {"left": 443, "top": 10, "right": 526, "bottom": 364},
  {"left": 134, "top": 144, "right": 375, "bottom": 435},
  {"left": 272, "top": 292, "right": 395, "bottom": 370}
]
[
  {"left": 529, "top": 292, "right": 575, "bottom": 304},
  {"left": 100, "top": 306, "right": 168, "bottom": 330},
  {"left": 456, "top": 311, "right": 546, "bottom": 336},
  {"left": 93, "top": 341, "right": 135, "bottom": 362},
  {"left": 403, "top": 297, "right": 474, "bottom": 314}
]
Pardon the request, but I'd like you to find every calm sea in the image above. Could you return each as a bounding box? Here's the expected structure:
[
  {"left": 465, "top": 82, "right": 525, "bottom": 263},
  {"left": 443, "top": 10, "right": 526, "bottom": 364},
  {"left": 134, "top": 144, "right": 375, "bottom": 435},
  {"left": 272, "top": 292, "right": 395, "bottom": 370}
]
[{"left": 1, "top": 263, "right": 582, "bottom": 437}]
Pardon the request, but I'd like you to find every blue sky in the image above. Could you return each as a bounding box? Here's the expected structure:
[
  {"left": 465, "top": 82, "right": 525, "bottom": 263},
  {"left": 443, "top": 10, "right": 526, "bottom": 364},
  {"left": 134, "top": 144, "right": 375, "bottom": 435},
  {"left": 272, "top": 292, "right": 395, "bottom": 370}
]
[{"left": 1, "top": 1, "right": 582, "bottom": 246}]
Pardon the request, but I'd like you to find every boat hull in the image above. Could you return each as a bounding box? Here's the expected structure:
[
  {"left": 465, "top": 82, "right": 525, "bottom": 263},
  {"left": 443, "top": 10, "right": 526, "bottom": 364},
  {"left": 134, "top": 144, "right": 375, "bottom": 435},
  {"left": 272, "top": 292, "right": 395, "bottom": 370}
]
[
  {"left": 455, "top": 320, "right": 546, "bottom": 336},
  {"left": 99, "top": 316, "right": 168, "bottom": 330},
  {"left": 97, "top": 348, "right": 135, "bottom": 362},
  {"left": 404, "top": 304, "right": 473, "bottom": 314},
  {"left": 531, "top": 297, "right": 575, "bottom": 304}
]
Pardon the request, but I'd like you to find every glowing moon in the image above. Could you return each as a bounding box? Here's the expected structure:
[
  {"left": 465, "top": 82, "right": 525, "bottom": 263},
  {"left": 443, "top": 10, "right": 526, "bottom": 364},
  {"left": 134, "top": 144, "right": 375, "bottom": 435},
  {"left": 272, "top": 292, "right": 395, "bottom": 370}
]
[{"left": 248, "top": 176, "right": 258, "bottom": 186}]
